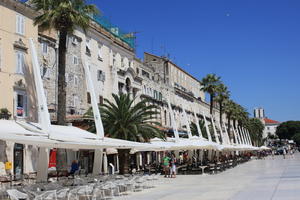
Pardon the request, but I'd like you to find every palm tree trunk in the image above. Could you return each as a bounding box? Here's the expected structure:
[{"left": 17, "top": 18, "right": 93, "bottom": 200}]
[
  {"left": 219, "top": 102, "right": 223, "bottom": 125},
  {"left": 227, "top": 114, "right": 231, "bottom": 139},
  {"left": 56, "top": 31, "right": 68, "bottom": 171},
  {"left": 118, "top": 149, "right": 130, "bottom": 175},
  {"left": 57, "top": 30, "right": 67, "bottom": 125},
  {"left": 210, "top": 95, "right": 214, "bottom": 114}
]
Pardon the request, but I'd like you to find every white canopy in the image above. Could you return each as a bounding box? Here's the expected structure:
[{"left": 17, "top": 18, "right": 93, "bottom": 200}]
[{"left": 0, "top": 120, "right": 158, "bottom": 150}]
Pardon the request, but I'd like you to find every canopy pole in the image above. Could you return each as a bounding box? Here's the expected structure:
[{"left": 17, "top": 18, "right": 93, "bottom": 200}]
[
  {"left": 217, "top": 120, "right": 225, "bottom": 144},
  {"left": 167, "top": 98, "right": 179, "bottom": 141},
  {"left": 223, "top": 122, "right": 231, "bottom": 145},
  {"left": 242, "top": 127, "right": 249, "bottom": 145},
  {"left": 103, "top": 152, "right": 108, "bottom": 174},
  {"left": 238, "top": 126, "right": 245, "bottom": 145},
  {"left": 29, "top": 39, "right": 51, "bottom": 133},
  {"left": 246, "top": 129, "right": 252, "bottom": 146},
  {"left": 202, "top": 112, "right": 212, "bottom": 142},
  {"left": 92, "top": 149, "right": 103, "bottom": 175},
  {"left": 193, "top": 111, "right": 203, "bottom": 138},
  {"left": 36, "top": 147, "right": 49, "bottom": 183},
  {"left": 210, "top": 115, "right": 220, "bottom": 144},
  {"left": 182, "top": 105, "right": 192, "bottom": 139},
  {"left": 82, "top": 61, "right": 104, "bottom": 139},
  {"left": 232, "top": 127, "right": 239, "bottom": 145}
]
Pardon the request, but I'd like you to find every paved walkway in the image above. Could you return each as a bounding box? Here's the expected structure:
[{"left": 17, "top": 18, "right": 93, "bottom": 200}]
[{"left": 125, "top": 153, "right": 300, "bottom": 200}]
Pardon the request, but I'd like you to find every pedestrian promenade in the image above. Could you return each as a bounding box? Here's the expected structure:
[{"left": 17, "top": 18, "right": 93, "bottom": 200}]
[{"left": 126, "top": 153, "right": 300, "bottom": 200}]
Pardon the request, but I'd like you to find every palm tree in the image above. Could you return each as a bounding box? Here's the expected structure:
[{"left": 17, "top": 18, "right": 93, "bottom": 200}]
[
  {"left": 32, "top": 0, "right": 99, "bottom": 125},
  {"left": 224, "top": 100, "right": 238, "bottom": 142},
  {"left": 247, "top": 118, "right": 264, "bottom": 146},
  {"left": 200, "top": 74, "right": 221, "bottom": 114},
  {"left": 85, "top": 94, "right": 164, "bottom": 174},
  {"left": 215, "top": 84, "right": 230, "bottom": 125}
]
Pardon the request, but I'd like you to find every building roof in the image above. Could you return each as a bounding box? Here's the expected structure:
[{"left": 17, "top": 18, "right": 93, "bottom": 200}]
[
  {"left": 264, "top": 118, "right": 280, "bottom": 124},
  {"left": 144, "top": 52, "right": 201, "bottom": 83}
]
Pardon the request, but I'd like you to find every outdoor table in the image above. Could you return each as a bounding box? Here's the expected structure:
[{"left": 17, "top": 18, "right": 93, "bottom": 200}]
[{"left": 199, "top": 166, "right": 208, "bottom": 175}]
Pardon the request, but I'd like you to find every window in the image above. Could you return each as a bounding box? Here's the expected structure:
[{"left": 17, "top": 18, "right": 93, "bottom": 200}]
[
  {"left": 121, "top": 57, "right": 124, "bottom": 67},
  {"left": 136, "top": 68, "right": 139, "bottom": 75},
  {"left": 87, "top": 92, "right": 91, "bottom": 104},
  {"left": 15, "top": 90, "right": 27, "bottom": 117},
  {"left": 99, "top": 96, "right": 103, "bottom": 105},
  {"left": 73, "top": 95, "right": 78, "bottom": 107},
  {"left": 16, "top": 14, "right": 25, "bottom": 35},
  {"left": 154, "top": 90, "right": 158, "bottom": 99},
  {"left": 142, "top": 70, "right": 150, "bottom": 78},
  {"left": 65, "top": 73, "right": 69, "bottom": 82},
  {"left": 42, "top": 42, "right": 48, "bottom": 54},
  {"left": 86, "top": 38, "right": 91, "bottom": 55},
  {"left": 71, "top": 36, "right": 78, "bottom": 45},
  {"left": 164, "top": 110, "right": 167, "bottom": 126},
  {"left": 159, "top": 92, "right": 162, "bottom": 101},
  {"left": 41, "top": 64, "right": 49, "bottom": 79},
  {"left": 16, "top": 51, "right": 24, "bottom": 74},
  {"left": 112, "top": 53, "right": 116, "bottom": 66},
  {"left": 74, "top": 75, "right": 78, "bottom": 85},
  {"left": 73, "top": 55, "right": 78, "bottom": 65},
  {"left": 97, "top": 43, "right": 103, "bottom": 61},
  {"left": 97, "top": 70, "right": 105, "bottom": 82}
]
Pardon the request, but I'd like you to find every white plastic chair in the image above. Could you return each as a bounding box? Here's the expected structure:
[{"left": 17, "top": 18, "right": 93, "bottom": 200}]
[{"left": 33, "top": 190, "right": 57, "bottom": 200}]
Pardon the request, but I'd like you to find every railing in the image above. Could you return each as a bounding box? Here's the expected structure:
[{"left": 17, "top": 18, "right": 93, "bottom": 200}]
[{"left": 91, "top": 15, "right": 135, "bottom": 49}]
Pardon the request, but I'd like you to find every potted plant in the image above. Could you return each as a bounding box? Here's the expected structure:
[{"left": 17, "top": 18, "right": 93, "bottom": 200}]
[{"left": 0, "top": 108, "right": 11, "bottom": 120}]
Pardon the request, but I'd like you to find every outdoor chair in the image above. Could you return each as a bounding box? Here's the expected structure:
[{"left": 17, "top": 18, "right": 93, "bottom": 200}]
[
  {"left": 56, "top": 188, "right": 69, "bottom": 200},
  {"left": 68, "top": 186, "right": 91, "bottom": 200},
  {"left": 91, "top": 186, "right": 106, "bottom": 200},
  {"left": 33, "top": 190, "right": 57, "bottom": 200},
  {"left": 7, "top": 189, "right": 29, "bottom": 200},
  {"left": 208, "top": 164, "right": 216, "bottom": 174},
  {"left": 101, "top": 182, "right": 121, "bottom": 198}
]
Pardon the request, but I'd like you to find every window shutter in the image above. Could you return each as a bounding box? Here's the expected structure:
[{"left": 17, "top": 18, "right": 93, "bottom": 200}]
[
  {"left": 16, "top": 15, "right": 20, "bottom": 34},
  {"left": 16, "top": 52, "right": 22, "bottom": 74},
  {"left": 21, "top": 53, "right": 24, "bottom": 74},
  {"left": 21, "top": 16, "right": 25, "bottom": 34}
]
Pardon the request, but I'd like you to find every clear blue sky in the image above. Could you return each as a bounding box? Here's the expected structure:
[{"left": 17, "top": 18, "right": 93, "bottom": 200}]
[{"left": 90, "top": 0, "right": 300, "bottom": 122}]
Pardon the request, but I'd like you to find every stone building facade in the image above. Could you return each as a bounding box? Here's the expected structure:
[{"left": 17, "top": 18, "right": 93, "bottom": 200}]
[{"left": 0, "top": 0, "right": 40, "bottom": 176}]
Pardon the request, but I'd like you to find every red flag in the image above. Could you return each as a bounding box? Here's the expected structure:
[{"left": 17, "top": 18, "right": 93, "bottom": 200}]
[{"left": 48, "top": 149, "right": 57, "bottom": 169}]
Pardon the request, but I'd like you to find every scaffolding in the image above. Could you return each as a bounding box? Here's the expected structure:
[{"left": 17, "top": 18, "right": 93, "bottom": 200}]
[{"left": 92, "top": 15, "right": 136, "bottom": 49}]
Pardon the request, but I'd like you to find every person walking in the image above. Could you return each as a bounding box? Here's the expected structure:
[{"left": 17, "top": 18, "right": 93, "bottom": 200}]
[
  {"left": 162, "top": 153, "right": 171, "bottom": 178},
  {"left": 170, "top": 154, "right": 177, "bottom": 178},
  {"left": 283, "top": 148, "right": 287, "bottom": 159}
]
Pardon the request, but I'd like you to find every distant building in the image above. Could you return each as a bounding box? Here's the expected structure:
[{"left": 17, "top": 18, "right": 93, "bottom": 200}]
[
  {"left": 254, "top": 107, "right": 265, "bottom": 119},
  {"left": 253, "top": 108, "right": 280, "bottom": 138},
  {"left": 263, "top": 118, "right": 280, "bottom": 139}
]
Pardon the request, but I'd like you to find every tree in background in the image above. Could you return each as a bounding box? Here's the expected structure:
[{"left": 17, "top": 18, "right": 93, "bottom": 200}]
[
  {"left": 215, "top": 84, "right": 230, "bottom": 125},
  {"left": 247, "top": 118, "right": 265, "bottom": 146},
  {"left": 276, "top": 121, "right": 300, "bottom": 140},
  {"left": 200, "top": 74, "right": 221, "bottom": 114},
  {"left": 224, "top": 100, "right": 237, "bottom": 141},
  {"left": 32, "top": 0, "right": 99, "bottom": 125},
  {"left": 85, "top": 94, "right": 164, "bottom": 174},
  {"left": 292, "top": 133, "right": 300, "bottom": 145}
]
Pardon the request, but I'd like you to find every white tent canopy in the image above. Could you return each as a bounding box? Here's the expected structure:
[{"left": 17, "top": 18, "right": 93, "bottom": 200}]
[{"left": 0, "top": 120, "right": 159, "bottom": 150}]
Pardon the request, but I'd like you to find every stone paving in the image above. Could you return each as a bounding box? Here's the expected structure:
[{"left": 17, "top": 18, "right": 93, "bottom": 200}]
[{"left": 125, "top": 153, "right": 300, "bottom": 200}]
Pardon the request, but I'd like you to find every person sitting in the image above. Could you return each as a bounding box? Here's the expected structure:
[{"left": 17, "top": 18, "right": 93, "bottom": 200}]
[{"left": 69, "top": 160, "right": 79, "bottom": 177}]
